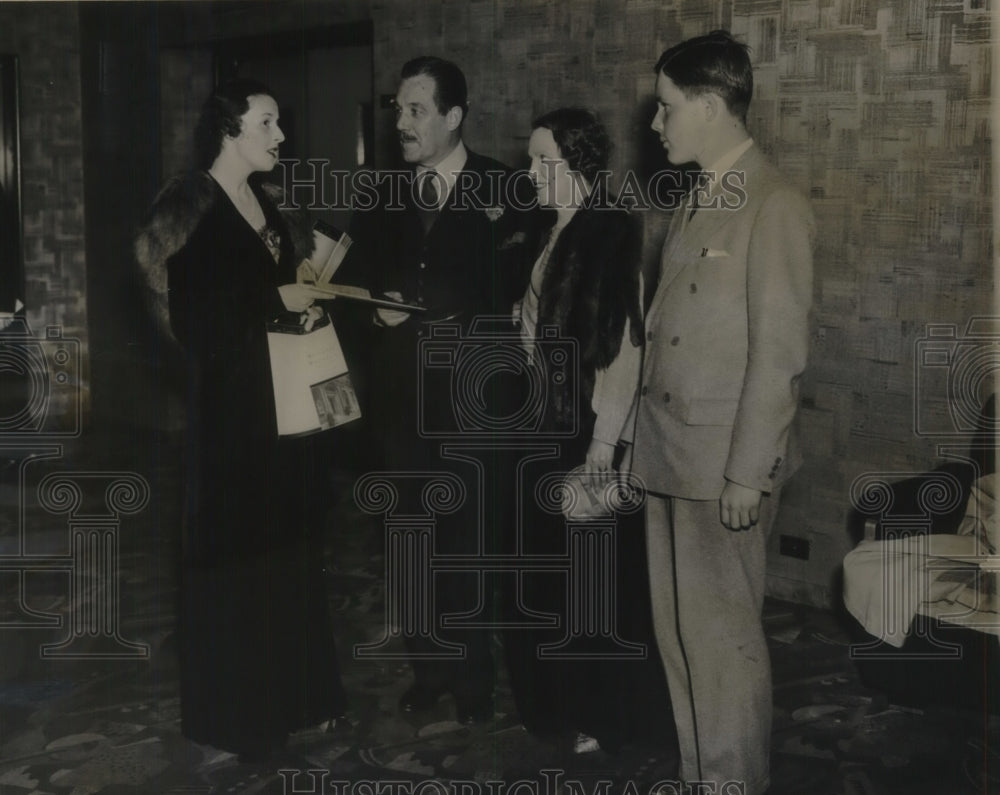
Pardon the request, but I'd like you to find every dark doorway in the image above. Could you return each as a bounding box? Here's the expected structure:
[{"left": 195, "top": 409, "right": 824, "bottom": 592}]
[{"left": 0, "top": 54, "right": 21, "bottom": 316}]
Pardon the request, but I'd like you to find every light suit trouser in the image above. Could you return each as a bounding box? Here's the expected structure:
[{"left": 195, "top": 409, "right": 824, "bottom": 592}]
[{"left": 645, "top": 490, "right": 779, "bottom": 795}]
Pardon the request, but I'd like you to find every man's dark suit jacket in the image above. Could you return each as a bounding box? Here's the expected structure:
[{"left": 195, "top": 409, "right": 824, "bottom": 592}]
[
  {"left": 345, "top": 148, "right": 531, "bottom": 468},
  {"left": 340, "top": 147, "right": 532, "bottom": 703}
]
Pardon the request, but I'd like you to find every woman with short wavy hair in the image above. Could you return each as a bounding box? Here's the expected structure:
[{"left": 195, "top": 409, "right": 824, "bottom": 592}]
[
  {"left": 136, "top": 79, "right": 348, "bottom": 763},
  {"left": 506, "top": 107, "right": 659, "bottom": 755}
]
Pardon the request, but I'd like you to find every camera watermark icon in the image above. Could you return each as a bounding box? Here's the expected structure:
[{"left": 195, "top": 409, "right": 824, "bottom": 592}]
[
  {"left": 418, "top": 316, "right": 578, "bottom": 439},
  {"left": 351, "top": 470, "right": 469, "bottom": 660},
  {"left": 914, "top": 316, "right": 999, "bottom": 438},
  {"left": 0, "top": 317, "right": 82, "bottom": 437}
]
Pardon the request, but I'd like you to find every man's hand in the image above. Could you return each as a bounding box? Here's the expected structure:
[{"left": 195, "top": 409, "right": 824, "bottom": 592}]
[
  {"left": 301, "top": 305, "right": 323, "bottom": 332},
  {"left": 296, "top": 258, "right": 320, "bottom": 285},
  {"left": 584, "top": 439, "right": 615, "bottom": 480},
  {"left": 375, "top": 291, "right": 411, "bottom": 327},
  {"left": 719, "top": 481, "right": 763, "bottom": 531}
]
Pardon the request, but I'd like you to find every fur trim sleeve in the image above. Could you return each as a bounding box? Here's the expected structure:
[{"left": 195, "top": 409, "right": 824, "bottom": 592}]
[
  {"left": 133, "top": 173, "right": 315, "bottom": 341},
  {"left": 134, "top": 172, "right": 217, "bottom": 339},
  {"left": 135, "top": 172, "right": 215, "bottom": 278}
]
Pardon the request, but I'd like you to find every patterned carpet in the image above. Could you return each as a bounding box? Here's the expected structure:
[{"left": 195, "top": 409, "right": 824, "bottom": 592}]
[{"left": 0, "top": 429, "right": 997, "bottom": 794}]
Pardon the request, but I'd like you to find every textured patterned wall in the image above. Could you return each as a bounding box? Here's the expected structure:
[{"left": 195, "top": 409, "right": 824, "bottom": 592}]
[
  {"left": 0, "top": 4, "right": 87, "bottom": 352},
  {"left": 369, "top": 0, "right": 994, "bottom": 606}
]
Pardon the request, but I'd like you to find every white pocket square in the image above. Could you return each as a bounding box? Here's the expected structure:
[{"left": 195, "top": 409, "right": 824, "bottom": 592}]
[{"left": 700, "top": 248, "right": 729, "bottom": 258}]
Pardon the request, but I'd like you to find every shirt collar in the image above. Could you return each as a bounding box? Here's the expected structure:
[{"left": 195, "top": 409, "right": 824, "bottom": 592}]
[
  {"left": 700, "top": 137, "right": 753, "bottom": 195},
  {"left": 417, "top": 141, "right": 468, "bottom": 208}
]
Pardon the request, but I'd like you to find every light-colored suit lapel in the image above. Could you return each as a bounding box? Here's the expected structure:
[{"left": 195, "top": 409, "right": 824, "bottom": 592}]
[
  {"left": 646, "top": 194, "right": 690, "bottom": 325},
  {"left": 647, "top": 146, "right": 765, "bottom": 325}
]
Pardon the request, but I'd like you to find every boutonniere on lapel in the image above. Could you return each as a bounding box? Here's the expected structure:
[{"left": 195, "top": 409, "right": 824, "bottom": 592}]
[
  {"left": 700, "top": 248, "right": 729, "bottom": 258},
  {"left": 484, "top": 206, "right": 505, "bottom": 223}
]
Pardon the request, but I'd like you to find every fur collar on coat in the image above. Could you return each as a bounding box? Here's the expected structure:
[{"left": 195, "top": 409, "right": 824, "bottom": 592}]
[
  {"left": 535, "top": 202, "right": 643, "bottom": 428},
  {"left": 134, "top": 171, "right": 314, "bottom": 339}
]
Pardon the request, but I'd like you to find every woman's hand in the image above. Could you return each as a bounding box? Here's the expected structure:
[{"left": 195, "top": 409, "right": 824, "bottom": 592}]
[
  {"left": 584, "top": 439, "right": 615, "bottom": 480},
  {"left": 279, "top": 283, "right": 317, "bottom": 313},
  {"left": 511, "top": 299, "right": 522, "bottom": 326}
]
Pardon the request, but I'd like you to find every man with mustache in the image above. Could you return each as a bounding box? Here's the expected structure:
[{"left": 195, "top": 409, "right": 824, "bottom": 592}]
[
  {"left": 627, "top": 31, "right": 814, "bottom": 794},
  {"left": 346, "top": 56, "right": 530, "bottom": 725}
]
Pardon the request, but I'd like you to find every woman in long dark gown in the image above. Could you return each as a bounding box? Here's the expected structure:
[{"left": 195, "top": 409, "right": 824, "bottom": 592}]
[
  {"left": 136, "top": 79, "right": 347, "bottom": 762},
  {"left": 504, "top": 107, "right": 670, "bottom": 755}
]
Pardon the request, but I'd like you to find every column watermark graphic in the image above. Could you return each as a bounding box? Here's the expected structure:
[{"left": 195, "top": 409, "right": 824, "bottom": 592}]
[
  {"left": 0, "top": 318, "right": 150, "bottom": 660},
  {"left": 353, "top": 460, "right": 647, "bottom": 662},
  {"left": 847, "top": 315, "right": 999, "bottom": 659},
  {"left": 848, "top": 471, "right": 966, "bottom": 659},
  {"left": 355, "top": 312, "right": 648, "bottom": 662},
  {"left": 352, "top": 470, "right": 469, "bottom": 660}
]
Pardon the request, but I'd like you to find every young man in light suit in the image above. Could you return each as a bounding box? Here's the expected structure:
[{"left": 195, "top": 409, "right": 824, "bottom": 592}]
[{"left": 627, "top": 31, "right": 814, "bottom": 795}]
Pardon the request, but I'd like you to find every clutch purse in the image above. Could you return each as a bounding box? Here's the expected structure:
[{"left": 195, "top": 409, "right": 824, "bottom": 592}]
[{"left": 561, "top": 465, "right": 616, "bottom": 521}]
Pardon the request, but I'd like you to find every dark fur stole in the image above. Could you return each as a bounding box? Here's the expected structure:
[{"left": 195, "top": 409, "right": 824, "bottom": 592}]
[
  {"left": 134, "top": 171, "right": 314, "bottom": 339},
  {"left": 535, "top": 205, "right": 643, "bottom": 428}
]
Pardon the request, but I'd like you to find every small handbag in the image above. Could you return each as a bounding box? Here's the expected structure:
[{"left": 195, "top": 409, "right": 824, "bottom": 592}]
[
  {"left": 561, "top": 465, "right": 616, "bottom": 520},
  {"left": 561, "top": 462, "right": 645, "bottom": 521}
]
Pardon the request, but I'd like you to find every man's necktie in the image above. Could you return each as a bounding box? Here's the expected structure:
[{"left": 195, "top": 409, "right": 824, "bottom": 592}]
[{"left": 418, "top": 170, "right": 439, "bottom": 233}]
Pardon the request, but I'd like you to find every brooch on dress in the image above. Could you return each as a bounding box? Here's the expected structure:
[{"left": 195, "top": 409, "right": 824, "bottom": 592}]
[{"left": 259, "top": 225, "right": 282, "bottom": 263}]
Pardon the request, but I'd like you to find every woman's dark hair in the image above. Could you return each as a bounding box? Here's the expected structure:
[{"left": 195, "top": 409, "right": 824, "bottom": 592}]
[
  {"left": 531, "top": 107, "right": 611, "bottom": 186},
  {"left": 193, "top": 78, "right": 273, "bottom": 170},
  {"left": 654, "top": 30, "right": 753, "bottom": 122}
]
